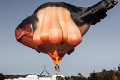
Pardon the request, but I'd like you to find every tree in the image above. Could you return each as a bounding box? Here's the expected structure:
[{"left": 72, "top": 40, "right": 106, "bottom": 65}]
[
  {"left": 113, "top": 75, "right": 118, "bottom": 80},
  {"left": 0, "top": 73, "right": 5, "bottom": 80},
  {"left": 118, "top": 64, "right": 120, "bottom": 72},
  {"left": 77, "top": 73, "right": 82, "bottom": 77}
]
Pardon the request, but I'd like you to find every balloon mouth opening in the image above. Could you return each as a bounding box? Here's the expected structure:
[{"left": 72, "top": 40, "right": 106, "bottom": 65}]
[{"left": 48, "top": 51, "right": 65, "bottom": 65}]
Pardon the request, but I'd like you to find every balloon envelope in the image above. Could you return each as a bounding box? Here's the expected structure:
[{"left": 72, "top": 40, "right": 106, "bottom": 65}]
[{"left": 15, "top": 1, "right": 118, "bottom": 65}]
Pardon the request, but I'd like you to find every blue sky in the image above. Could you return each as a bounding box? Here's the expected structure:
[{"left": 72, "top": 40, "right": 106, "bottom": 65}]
[{"left": 0, "top": 0, "right": 120, "bottom": 77}]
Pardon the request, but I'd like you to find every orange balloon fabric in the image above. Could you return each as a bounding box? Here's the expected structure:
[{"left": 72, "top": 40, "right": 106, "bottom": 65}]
[
  {"left": 15, "top": 7, "right": 82, "bottom": 65},
  {"left": 15, "top": 1, "right": 117, "bottom": 65}
]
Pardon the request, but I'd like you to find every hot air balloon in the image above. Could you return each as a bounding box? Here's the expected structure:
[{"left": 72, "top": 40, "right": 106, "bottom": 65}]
[{"left": 15, "top": 0, "right": 118, "bottom": 71}]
